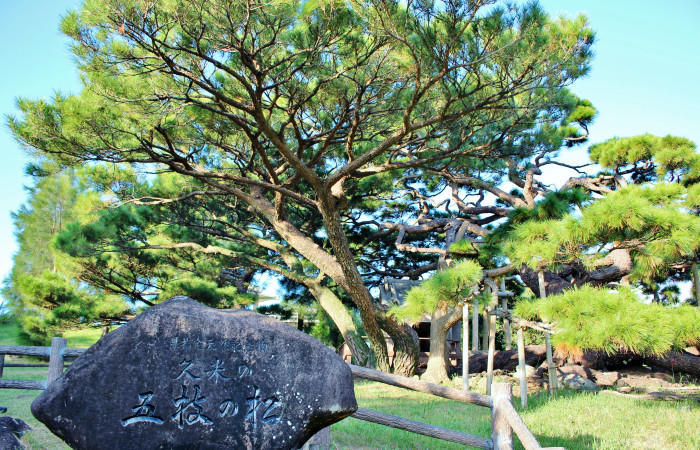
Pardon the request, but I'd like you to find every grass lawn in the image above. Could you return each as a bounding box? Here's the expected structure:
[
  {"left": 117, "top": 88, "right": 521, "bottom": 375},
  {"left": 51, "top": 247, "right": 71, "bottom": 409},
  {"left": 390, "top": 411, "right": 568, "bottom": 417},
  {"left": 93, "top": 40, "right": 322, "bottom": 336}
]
[{"left": 1, "top": 369, "right": 698, "bottom": 449}]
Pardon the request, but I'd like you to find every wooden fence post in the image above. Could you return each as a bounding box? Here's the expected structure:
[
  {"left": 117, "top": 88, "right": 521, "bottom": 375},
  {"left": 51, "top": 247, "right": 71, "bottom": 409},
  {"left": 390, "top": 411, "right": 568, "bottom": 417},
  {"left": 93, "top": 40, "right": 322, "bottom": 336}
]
[
  {"left": 47, "top": 337, "right": 67, "bottom": 385},
  {"left": 472, "top": 299, "right": 479, "bottom": 351},
  {"left": 462, "top": 303, "right": 469, "bottom": 391},
  {"left": 517, "top": 327, "right": 527, "bottom": 409},
  {"left": 0, "top": 354, "right": 4, "bottom": 379},
  {"left": 491, "top": 382, "right": 514, "bottom": 450}
]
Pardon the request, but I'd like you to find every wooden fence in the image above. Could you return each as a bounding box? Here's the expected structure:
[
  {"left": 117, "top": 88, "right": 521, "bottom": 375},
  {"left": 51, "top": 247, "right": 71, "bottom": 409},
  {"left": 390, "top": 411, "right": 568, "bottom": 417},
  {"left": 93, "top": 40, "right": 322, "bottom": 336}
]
[{"left": 0, "top": 338, "right": 557, "bottom": 449}]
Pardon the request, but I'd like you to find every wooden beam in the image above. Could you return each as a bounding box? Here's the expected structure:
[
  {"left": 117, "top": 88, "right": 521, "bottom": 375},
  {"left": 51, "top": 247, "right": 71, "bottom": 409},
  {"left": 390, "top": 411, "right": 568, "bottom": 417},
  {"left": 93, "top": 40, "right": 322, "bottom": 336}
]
[
  {"left": 351, "top": 408, "right": 493, "bottom": 449},
  {"left": 349, "top": 364, "right": 492, "bottom": 407}
]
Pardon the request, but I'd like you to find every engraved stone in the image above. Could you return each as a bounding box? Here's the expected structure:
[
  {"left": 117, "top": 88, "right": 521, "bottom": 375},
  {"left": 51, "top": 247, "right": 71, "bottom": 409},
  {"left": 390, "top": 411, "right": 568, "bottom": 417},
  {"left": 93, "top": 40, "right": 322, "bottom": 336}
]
[{"left": 31, "top": 296, "right": 357, "bottom": 449}]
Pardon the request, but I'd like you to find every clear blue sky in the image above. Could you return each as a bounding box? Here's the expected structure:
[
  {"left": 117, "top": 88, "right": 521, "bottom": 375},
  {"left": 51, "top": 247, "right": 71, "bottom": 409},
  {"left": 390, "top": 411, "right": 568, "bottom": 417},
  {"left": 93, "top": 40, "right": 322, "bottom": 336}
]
[{"left": 1, "top": 1, "right": 699, "bottom": 295}]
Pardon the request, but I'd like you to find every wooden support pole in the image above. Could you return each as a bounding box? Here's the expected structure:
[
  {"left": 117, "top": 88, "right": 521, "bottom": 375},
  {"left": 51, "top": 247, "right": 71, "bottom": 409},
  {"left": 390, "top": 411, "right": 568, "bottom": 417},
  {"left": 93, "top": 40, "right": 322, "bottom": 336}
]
[
  {"left": 47, "top": 337, "right": 67, "bottom": 385},
  {"left": 545, "top": 332, "right": 558, "bottom": 394},
  {"left": 537, "top": 271, "right": 546, "bottom": 300},
  {"left": 491, "top": 382, "right": 514, "bottom": 450},
  {"left": 472, "top": 299, "right": 479, "bottom": 351},
  {"left": 0, "top": 354, "right": 4, "bottom": 379},
  {"left": 502, "top": 298, "right": 511, "bottom": 351},
  {"left": 537, "top": 271, "right": 557, "bottom": 393},
  {"left": 486, "top": 282, "right": 498, "bottom": 396},
  {"left": 352, "top": 408, "right": 493, "bottom": 449},
  {"left": 462, "top": 303, "right": 469, "bottom": 391},
  {"left": 693, "top": 262, "right": 699, "bottom": 306},
  {"left": 482, "top": 308, "right": 490, "bottom": 352},
  {"left": 486, "top": 311, "right": 496, "bottom": 396},
  {"left": 517, "top": 327, "right": 527, "bottom": 409}
]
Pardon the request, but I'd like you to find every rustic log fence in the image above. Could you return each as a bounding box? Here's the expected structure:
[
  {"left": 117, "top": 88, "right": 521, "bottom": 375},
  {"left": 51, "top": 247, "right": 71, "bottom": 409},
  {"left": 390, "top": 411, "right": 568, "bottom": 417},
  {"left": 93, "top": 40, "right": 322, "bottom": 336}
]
[
  {"left": 0, "top": 338, "right": 83, "bottom": 390},
  {"left": 1, "top": 339, "right": 554, "bottom": 449},
  {"left": 348, "top": 364, "right": 558, "bottom": 449}
]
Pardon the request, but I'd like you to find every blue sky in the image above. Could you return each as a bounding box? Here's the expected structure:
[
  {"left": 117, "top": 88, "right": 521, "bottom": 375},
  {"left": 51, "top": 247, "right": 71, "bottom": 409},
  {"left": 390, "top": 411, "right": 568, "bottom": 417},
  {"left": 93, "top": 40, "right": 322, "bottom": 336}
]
[{"left": 0, "top": 1, "right": 699, "bottom": 297}]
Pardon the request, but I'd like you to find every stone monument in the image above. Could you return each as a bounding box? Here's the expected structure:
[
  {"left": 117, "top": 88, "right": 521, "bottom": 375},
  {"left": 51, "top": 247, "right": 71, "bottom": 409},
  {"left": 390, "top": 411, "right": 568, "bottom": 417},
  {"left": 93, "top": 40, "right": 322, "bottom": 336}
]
[{"left": 32, "top": 296, "right": 357, "bottom": 449}]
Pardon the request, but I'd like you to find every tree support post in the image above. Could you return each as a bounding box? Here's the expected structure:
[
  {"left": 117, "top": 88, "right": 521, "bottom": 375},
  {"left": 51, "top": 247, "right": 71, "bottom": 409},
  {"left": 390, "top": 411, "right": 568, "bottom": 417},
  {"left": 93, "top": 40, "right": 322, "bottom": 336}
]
[
  {"left": 472, "top": 299, "right": 479, "bottom": 351},
  {"left": 693, "top": 262, "right": 699, "bottom": 306},
  {"left": 545, "top": 332, "right": 558, "bottom": 393},
  {"left": 462, "top": 303, "right": 470, "bottom": 391},
  {"left": 537, "top": 270, "right": 558, "bottom": 393},
  {"left": 486, "top": 281, "right": 498, "bottom": 395},
  {"left": 502, "top": 298, "right": 511, "bottom": 350},
  {"left": 517, "top": 327, "right": 527, "bottom": 409},
  {"left": 491, "top": 382, "right": 514, "bottom": 450},
  {"left": 47, "top": 337, "right": 67, "bottom": 386},
  {"left": 482, "top": 308, "right": 490, "bottom": 353}
]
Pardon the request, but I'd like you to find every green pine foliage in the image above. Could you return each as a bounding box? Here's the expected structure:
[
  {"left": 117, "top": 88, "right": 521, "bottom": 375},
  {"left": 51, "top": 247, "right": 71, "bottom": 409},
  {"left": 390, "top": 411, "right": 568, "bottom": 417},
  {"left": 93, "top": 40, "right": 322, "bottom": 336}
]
[
  {"left": 514, "top": 286, "right": 700, "bottom": 356},
  {"left": 391, "top": 260, "right": 482, "bottom": 321},
  {"left": 590, "top": 134, "right": 700, "bottom": 184},
  {"left": 16, "top": 272, "right": 126, "bottom": 344},
  {"left": 505, "top": 183, "right": 700, "bottom": 281}
]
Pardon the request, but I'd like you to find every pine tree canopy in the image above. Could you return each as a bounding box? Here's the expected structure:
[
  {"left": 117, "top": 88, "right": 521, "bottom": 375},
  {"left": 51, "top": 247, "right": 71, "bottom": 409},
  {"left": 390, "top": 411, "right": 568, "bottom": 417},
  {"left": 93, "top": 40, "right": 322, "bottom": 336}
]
[
  {"left": 392, "top": 260, "right": 482, "bottom": 321},
  {"left": 505, "top": 182, "right": 700, "bottom": 283}
]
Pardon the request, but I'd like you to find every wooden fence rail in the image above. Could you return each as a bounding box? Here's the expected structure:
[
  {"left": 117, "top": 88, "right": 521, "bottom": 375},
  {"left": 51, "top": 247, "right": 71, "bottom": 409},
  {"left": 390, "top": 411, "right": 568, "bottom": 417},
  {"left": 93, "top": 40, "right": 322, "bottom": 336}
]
[{"left": 1, "top": 340, "right": 551, "bottom": 449}]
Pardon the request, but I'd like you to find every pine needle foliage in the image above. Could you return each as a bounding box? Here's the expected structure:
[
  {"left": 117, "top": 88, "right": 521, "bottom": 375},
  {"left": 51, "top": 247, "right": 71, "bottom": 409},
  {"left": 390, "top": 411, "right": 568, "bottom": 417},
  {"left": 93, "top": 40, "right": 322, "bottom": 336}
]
[
  {"left": 391, "top": 260, "right": 482, "bottom": 322},
  {"left": 589, "top": 134, "right": 700, "bottom": 184},
  {"left": 514, "top": 286, "right": 700, "bottom": 356},
  {"left": 505, "top": 183, "right": 700, "bottom": 281}
]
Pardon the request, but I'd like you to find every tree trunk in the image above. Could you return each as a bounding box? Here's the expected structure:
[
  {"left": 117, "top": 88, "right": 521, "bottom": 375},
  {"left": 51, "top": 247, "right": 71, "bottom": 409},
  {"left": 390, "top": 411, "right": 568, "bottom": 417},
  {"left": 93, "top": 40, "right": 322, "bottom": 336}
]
[
  {"left": 643, "top": 351, "right": 700, "bottom": 377},
  {"left": 378, "top": 315, "right": 419, "bottom": 376},
  {"left": 317, "top": 198, "right": 394, "bottom": 372},
  {"left": 307, "top": 282, "right": 372, "bottom": 366},
  {"left": 422, "top": 307, "right": 462, "bottom": 383},
  {"left": 575, "top": 349, "right": 700, "bottom": 377}
]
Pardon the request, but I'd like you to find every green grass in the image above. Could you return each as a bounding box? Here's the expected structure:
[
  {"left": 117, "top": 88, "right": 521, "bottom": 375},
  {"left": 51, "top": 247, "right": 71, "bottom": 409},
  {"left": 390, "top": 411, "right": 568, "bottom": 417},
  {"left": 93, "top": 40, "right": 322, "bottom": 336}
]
[
  {"left": 0, "top": 368, "right": 69, "bottom": 449},
  {"left": 61, "top": 327, "right": 102, "bottom": 348},
  {"left": 331, "top": 382, "right": 699, "bottom": 450}
]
